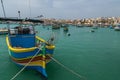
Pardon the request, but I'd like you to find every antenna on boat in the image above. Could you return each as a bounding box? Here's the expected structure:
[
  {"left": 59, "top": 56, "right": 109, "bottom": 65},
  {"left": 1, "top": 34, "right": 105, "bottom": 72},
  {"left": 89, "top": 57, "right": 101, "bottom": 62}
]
[{"left": 1, "top": 0, "right": 6, "bottom": 18}]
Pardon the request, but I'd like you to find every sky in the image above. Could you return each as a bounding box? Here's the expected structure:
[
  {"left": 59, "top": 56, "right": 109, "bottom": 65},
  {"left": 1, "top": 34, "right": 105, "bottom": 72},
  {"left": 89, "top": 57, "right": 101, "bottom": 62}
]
[{"left": 0, "top": 0, "right": 120, "bottom": 19}]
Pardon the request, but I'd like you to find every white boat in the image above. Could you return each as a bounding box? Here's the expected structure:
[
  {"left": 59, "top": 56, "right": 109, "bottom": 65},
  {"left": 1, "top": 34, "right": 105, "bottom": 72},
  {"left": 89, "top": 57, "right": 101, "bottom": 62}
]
[
  {"left": 114, "top": 24, "right": 120, "bottom": 31},
  {"left": 0, "top": 28, "right": 8, "bottom": 35}
]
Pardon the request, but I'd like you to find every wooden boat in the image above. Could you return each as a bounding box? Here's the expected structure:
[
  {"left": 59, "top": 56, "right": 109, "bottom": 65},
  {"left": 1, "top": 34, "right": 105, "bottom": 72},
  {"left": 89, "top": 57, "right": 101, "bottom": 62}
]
[
  {"left": 0, "top": 28, "right": 8, "bottom": 35},
  {"left": 6, "top": 24, "right": 55, "bottom": 79}
]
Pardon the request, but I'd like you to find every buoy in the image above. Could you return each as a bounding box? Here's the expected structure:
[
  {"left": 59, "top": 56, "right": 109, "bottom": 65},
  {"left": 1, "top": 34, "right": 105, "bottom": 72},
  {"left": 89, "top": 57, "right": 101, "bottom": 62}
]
[{"left": 68, "top": 33, "right": 71, "bottom": 36}]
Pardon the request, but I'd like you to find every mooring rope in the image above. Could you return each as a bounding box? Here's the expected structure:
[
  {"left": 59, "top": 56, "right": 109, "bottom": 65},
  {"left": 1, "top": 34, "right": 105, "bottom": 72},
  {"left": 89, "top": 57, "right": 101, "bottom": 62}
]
[
  {"left": 10, "top": 47, "right": 42, "bottom": 80},
  {"left": 9, "top": 42, "right": 86, "bottom": 80},
  {"left": 49, "top": 56, "right": 86, "bottom": 80}
]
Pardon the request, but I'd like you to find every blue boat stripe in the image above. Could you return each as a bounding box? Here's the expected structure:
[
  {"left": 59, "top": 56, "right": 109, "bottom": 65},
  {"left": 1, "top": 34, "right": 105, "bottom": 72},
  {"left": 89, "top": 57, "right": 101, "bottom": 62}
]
[
  {"left": 9, "top": 49, "right": 42, "bottom": 58},
  {"left": 12, "top": 61, "right": 47, "bottom": 77}
]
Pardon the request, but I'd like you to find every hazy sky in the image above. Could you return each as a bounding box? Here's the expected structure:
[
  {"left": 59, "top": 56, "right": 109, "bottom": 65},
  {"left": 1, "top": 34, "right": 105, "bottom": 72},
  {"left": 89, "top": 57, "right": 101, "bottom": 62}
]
[{"left": 0, "top": 0, "right": 120, "bottom": 19}]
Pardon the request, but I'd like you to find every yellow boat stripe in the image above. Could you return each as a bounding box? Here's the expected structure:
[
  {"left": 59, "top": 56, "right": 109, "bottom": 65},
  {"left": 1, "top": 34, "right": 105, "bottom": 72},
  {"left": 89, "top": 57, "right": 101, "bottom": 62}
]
[
  {"left": 36, "top": 36, "right": 55, "bottom": 49},
  {"left": 6, "top": 36, "right": 55, "bottom": 53},
  {"left": 6, "top": 36, "right": 37, "bottom": 53}
]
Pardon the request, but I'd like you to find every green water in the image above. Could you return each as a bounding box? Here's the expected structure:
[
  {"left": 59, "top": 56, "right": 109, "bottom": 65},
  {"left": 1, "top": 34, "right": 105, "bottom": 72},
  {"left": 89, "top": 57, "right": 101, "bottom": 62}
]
[{"left": 0, "top": 24, "right": 120, "bottom": 80}]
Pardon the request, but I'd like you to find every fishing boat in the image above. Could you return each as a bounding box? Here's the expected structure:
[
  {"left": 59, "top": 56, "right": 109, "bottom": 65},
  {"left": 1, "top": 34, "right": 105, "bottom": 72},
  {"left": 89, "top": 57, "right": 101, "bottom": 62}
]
[
  {"left": 52, "top": 23, "right": 60, "bottom": 29},
  {"left": 114, "top": 24, "right": 120, "bottom": 31},
  {"left": 90, "top": 29, "right": 95, "bottom": 32},
  {"left": 63, "top": 27, "right": 69, "bottom": 32},
  {"left": 109, "top": 25, "right": 114, "bottom": 29},
  {"left": 61, "top": 24, "right": 69, "bottom": 28},
  {"left": 92, "top": 23, "right": 98, "bottom": 29},
  {"left": 6, "top": 21, "right": 55, "bottom": 79},
  {"left": 0, "top": 28, "right": 8, "bottom": 35},
  {"left": 76, "top": 24, "right": 83, "bottom": 27}
]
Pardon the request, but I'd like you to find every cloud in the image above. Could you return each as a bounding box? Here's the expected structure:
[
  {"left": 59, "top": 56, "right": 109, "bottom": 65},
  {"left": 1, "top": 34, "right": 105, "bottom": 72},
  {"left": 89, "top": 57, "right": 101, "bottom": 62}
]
[
  {"left": 53, "top": 0, "right": 85, "bottom": 9},
  {"left": 0, "top": 0, "right": 120, "bottom": 19}
]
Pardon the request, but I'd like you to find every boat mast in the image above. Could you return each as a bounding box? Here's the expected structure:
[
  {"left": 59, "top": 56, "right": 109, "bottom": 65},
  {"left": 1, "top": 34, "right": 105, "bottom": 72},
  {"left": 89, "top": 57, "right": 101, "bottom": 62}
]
[
  {"left": 1, "top": 0, "right": 6, "bottom": 18},
  {"left": 29, "top": 0, "right": 31, "bottom": 19}
]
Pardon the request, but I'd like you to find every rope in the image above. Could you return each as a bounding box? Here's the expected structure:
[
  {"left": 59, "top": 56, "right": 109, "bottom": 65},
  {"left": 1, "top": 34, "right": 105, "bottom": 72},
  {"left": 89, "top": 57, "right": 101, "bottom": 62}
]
[
  {"left": 50, "top": 56, "right": 86, "bottom": 80},
  {"left": 10, "top": 47, "right": 42, "bottom": 80}
]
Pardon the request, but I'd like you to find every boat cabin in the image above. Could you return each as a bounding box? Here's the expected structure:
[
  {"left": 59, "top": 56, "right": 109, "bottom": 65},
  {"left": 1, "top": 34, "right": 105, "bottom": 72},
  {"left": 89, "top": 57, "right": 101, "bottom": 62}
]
[{"left": 8, "top": 25, "right": 36, "bottom": 48}]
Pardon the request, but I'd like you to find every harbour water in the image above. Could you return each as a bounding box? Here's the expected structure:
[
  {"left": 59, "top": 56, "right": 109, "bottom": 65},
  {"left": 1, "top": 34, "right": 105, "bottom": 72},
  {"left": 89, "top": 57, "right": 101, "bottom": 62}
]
[{"left": 0, "top": 24, "right": 120, "bottom": 80}]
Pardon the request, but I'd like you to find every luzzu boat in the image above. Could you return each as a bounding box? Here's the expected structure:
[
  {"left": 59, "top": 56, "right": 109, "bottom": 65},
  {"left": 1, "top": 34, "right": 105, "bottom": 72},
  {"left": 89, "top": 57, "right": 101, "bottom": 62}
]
[{"left": 6, "top": 23, "right": 55, "bottom": 79}]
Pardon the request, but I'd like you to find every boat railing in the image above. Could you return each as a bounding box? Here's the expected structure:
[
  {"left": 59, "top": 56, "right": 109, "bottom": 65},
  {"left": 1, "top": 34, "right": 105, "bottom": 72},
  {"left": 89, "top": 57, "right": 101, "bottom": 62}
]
[{"left": 36, "top": 36, "right": 55, "bottom": 49}]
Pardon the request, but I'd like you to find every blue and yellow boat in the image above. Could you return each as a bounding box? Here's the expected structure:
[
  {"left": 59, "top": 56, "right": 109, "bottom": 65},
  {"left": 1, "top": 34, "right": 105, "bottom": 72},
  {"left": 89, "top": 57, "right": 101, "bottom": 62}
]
[{"left": 6, "top": 23, "right": 55, "bottom": 79}]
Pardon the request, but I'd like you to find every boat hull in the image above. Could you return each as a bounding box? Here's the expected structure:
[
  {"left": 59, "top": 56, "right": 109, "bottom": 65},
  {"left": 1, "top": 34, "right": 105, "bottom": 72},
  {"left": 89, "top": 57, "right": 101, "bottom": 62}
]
[{"left": 6, "top": 36, "right": 55, "bottom": 78}]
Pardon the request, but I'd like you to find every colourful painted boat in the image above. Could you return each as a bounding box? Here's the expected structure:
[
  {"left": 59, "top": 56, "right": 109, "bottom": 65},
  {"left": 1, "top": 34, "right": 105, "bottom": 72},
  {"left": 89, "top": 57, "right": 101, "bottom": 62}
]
[{"left": 6, "top": 24, "right": 55, "bottom": 79}]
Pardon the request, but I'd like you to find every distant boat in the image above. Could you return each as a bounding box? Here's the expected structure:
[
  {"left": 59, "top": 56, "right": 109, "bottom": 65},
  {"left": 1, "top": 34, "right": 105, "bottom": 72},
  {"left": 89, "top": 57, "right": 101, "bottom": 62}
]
[
  {"left": 0, "top": 28, "right": 8, "bottom": 35},
  {"left": 6, "top": 23, "right": 55, "bottom": 79},
  {"left": 90, "top": 29, "right": 95, "bottom": 32},
  {"left": 52, "top": 23, "right": 60, "bottom": 29},
  {"left": 76, "top": 24, "right": 83, "bottom": 27},
  {"left": 63, "top": 27, "right": 69, "bottom": 32},
  {"left": 92, "top": 26, "right": 98, "bottom": 29},
  {"left": 109, "top": 25, "right": 114, "bottom": 29},
  {"left": 114, "top": 24, "right": 120, "bottom": 31},
  {"left": 92, "top": 24, "right": 98, "bottom": 29},
  {"left": 61, "top": 24, "right": 69, "bottom": 28}
]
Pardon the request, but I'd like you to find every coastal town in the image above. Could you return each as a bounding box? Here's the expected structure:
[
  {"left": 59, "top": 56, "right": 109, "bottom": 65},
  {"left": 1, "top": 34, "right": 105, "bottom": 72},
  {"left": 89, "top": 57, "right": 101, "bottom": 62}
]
[{"left": 43, "top": 17, "right": 120, "bottom": 27}]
